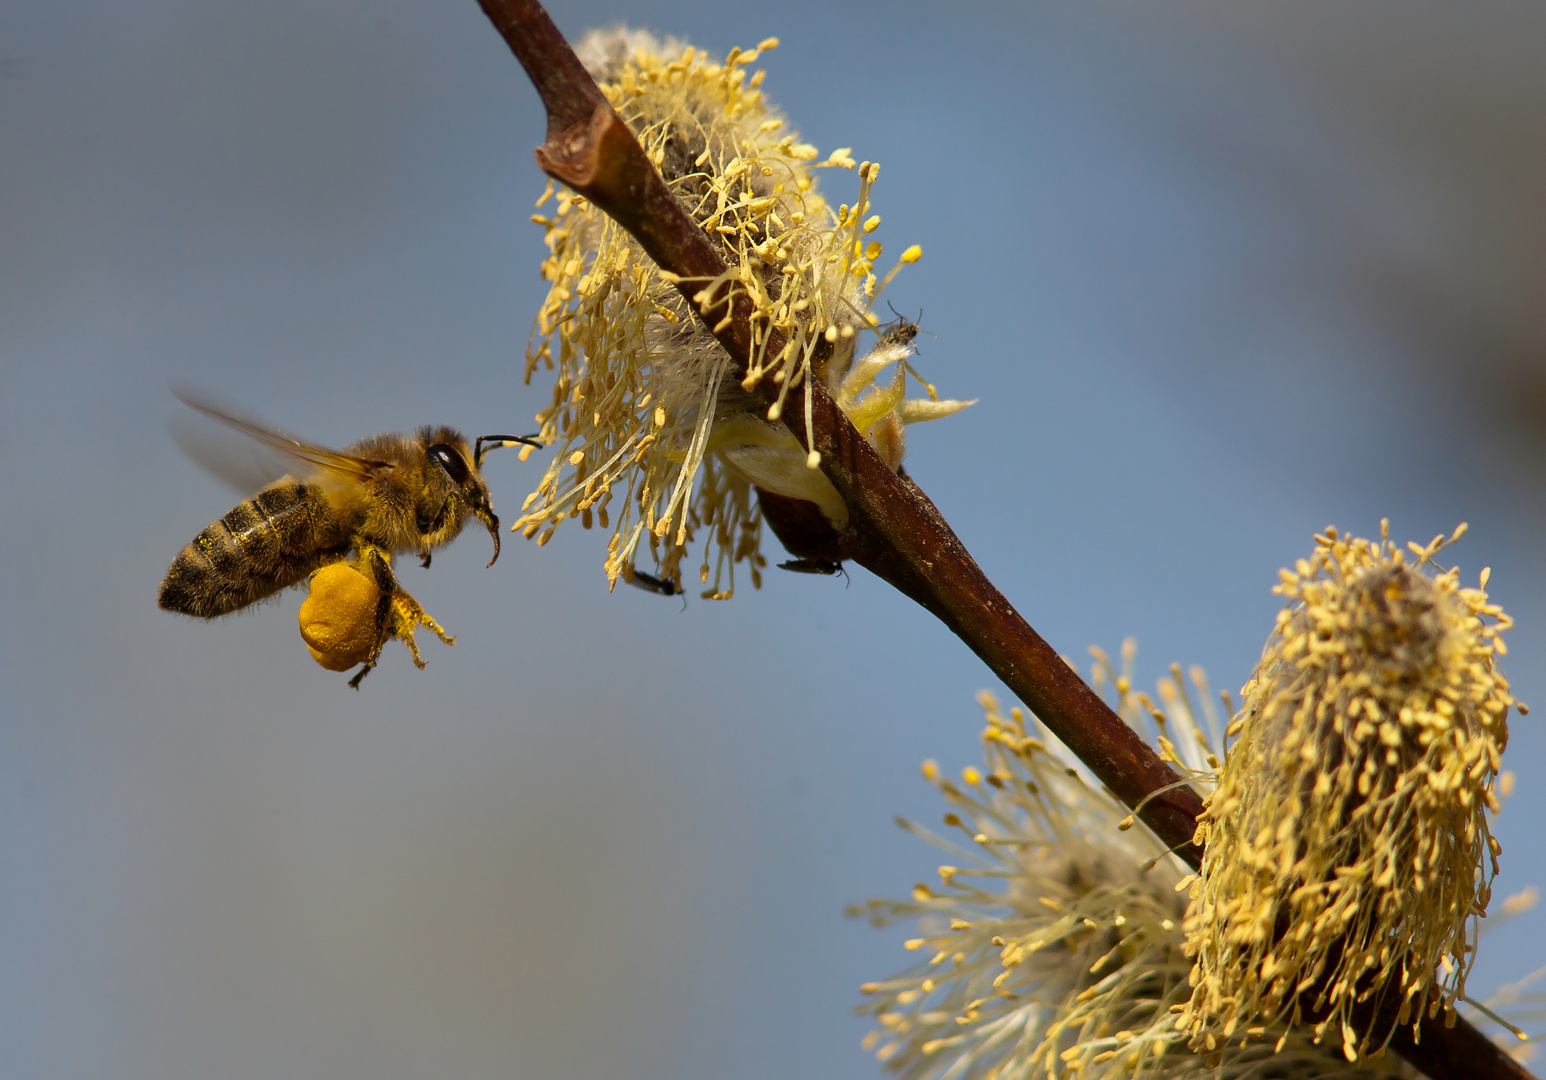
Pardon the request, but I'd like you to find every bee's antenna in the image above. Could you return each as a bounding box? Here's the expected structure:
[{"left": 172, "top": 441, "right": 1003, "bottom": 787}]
[{"left": 475, "top": 433, "right": 542, "bottom": 469}]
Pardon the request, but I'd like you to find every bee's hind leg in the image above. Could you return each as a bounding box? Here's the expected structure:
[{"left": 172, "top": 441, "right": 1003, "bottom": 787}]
[
  {"left": 352, "top": 544, "right": 454, "bottom": 683},
  {"left": 343, "top": 547, "right": 400, "bottom": 689}
]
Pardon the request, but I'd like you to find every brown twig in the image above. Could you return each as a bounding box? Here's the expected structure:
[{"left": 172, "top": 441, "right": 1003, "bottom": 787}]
[{"left": 474, "top": 2, "right": 1531, "bottom": 1076}]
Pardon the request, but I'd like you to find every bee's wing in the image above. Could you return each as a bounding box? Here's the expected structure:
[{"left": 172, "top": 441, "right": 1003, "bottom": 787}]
[
  {"left": 169, "top": 413, "right": 299, "bottom": 494},
  {"left": 171, "top": 387, "right": 394, "bottom": 486}
]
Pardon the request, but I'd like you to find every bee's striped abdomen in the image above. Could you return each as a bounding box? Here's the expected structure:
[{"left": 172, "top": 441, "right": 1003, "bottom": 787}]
[{"left": 159, "top": 482, "right": 345, "bottom": 618}]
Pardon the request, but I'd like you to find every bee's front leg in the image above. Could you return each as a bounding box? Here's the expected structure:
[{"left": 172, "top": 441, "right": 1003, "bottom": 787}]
[{"left": 419, "top": 547, "right": 432, "bottom": 569}]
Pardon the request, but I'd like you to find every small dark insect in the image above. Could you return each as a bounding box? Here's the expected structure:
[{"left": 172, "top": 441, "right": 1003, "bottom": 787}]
[
  {"left": 778, "top": 558, "right": 849, "bottom": 583},
  {"left": 626, "top": 568, "right": 682, "bottom": 596},
  {"left": 158, "top": 390, "right": 539, "bottom": 687},
  {"left": 882, "top": 303, "right": 919, "bottom": 345}
]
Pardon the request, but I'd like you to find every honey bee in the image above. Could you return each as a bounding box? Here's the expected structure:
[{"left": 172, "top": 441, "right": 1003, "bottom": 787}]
[{"left": 158, "top": 391, "right": 537, "bottom": 687}]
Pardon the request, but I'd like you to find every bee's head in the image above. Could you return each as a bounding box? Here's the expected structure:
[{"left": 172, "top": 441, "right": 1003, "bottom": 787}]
[{"left": 417, "top": 427, "right": 501, "bottom": 567}]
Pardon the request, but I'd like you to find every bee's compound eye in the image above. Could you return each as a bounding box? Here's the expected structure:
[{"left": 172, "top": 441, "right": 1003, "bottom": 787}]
[{"left": 428, "top": 444, "right": 470, "bottom": 486}]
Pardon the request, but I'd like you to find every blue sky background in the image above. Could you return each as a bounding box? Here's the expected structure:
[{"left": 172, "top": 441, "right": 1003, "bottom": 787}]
[{"left": 6, "top": 2, "right": 1546, "bottom": 1077}]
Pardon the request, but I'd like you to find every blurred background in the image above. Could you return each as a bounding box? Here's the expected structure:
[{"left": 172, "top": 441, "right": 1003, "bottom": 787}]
[{"left": 5, "top": 1, "right": 1546, "bottom": 1076}]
